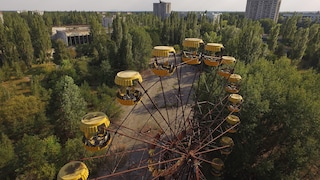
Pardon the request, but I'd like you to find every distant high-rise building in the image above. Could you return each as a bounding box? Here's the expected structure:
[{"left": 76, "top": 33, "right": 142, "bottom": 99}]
[
  {"left": 153, "top": 1, "right": 171, "bottom": 19},
  {"left": 245, "top": 0, "right": 281, "bottom": 22}
]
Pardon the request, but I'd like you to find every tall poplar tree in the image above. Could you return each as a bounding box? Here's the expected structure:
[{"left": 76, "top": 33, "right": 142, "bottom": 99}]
[
  {"left": 11, "top": 14, "right": 34, "bottom": 68},
  {"left": 28, "top": 14, "right": 52, "bottom": 63},
  {"left": 130, "top": 27, "right": 152, "bottom": 70},
  {"left": 118, "top": 21, "right": 133, "bottom": 70},
  {"left": 288, "top": 27, "right": 309, "bottom": 60},
  {"left": 236, "top": 19, "right": 264, "bottom": 64},
  {"left": 267, "top": 24, "right": 280, "bottom": 52},
  {"left": 89, "top": 17, "right": 108, "bottom": 63},
  {"left": 280, "top": 15, "right": 299, "bottom": 44},
  {"left": 111, "top": 16, "right": 123, "bottom": 49}
]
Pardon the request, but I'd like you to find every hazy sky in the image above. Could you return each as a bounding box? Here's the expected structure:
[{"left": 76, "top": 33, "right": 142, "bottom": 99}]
[{"left": 0, "top": 0, "right": 319, "bottom": 12}]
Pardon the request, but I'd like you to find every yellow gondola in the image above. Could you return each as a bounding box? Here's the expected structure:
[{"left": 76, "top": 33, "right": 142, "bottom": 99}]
[
  {"left": 221, "top": 56, "right": 236, "bottom": 65},
  {"left": 220, "top": 136, "right": 234, "bottom": 155},
  {"left": 182, "top": 38, "right": 204, "bottom": 65},
  {"left": 228, "top": 74, "right": 242, "bottom": 83},
  {"left": 225, "top": 83, "right": 240, "bottom": 94},
  {"left": 115, "top": 70, "right": 143, "bottom": 106},
  {"left": 227, "top": 94, "right": 243, "bottom": 113},
  {"left": 57, "top": 161, "right": 89, "bottom": 180},
  {"left": 211, "top": 158, "right": 224, "bottom": 176},
  {"left": 80, "top": 112, "right": 112, "bottom": 152},
  {"left": 225, "top": 74, "right": 241, "bottom": 93},
  {"left": 225, "top": 115, "right": 240, "bottom": 133},
  {"left": 217, "top": 68, "right": 232, "bottom": 78},
  {"left": 228, "top": 94, "right": 243, "bottom": 104},
  {"left": 228, "top": 104, "right": 241, "bottom": 113},
  {"left": 203, "top": 56, "right": 220, "bottom": 67},
  {"left": 203, "top": 43, "right": 224, "bottom": 67},
  {"left": 205, "top": 43, "right": 224, "bottom": 52},
  {"left": 218, "top": 56, "right": 237, "bottom": 78},
  {"left": 150, "top": 46, "right": 176, "bottom": 76}
]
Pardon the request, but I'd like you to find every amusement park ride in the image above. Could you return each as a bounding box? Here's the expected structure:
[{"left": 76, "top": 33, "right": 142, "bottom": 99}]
[{"left": 57, "top": 38, "right": 244, "bottom": 180}]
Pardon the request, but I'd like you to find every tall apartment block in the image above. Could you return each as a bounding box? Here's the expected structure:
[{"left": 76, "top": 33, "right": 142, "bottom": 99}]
[
  {"left": 245, "top": 0, "right": 281, "bottom": 22},
  {"left": 153, "top": 1, "right": 171, "bottom": 19}
]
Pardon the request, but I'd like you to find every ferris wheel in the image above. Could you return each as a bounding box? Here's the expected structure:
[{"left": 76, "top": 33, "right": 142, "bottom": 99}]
[{"left": 57, "top": 38, "right": 243, "bottom": 180}]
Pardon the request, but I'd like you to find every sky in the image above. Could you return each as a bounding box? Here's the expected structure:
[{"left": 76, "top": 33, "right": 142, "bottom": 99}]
[{"left": 0, "top": 0, "right": 319, "bottom": 12}]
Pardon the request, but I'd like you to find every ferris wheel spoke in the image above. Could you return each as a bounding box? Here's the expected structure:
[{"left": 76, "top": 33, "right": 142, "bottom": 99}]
[
  {"left": 194, "top": 122, "right": 239, "bottom": 154},
  {"left": 140, "top": 100, "right": 174, "bottom": 142},
  {"left": 106, "top": 127, "right": 187, "bottom": 157},
  {"left": 111, "top": 122, "right": 170, "bottom": 149},
  {"left": 93, "top": 156, "right": 183, "bottom": 179},
  {"left": 159, "top": 76, "right": 170, "bottom": 121}
]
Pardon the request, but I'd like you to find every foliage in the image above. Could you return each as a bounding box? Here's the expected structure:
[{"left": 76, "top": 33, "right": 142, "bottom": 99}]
[
  {"left": 27, "top": 13, "right": 52, "bottom": 63},
  {"left": 52, "top": 39, "right": 71, "bottom": 65},
  {"left": 0, "top": 95, "right": 47, "bottom": 140},
  {"left": 267, "top": 24, "right": 281, "bottom": 52},
  {"left": 130, "top": 27, "right": 153, "bottom": 70},
  {"left": 236, "top": 19, "right": 265, "bottom": 63},
  {"left": 0, "top": 133, "right": 14, "bottom": 169},
  {"left": 259, "top": 18, "right": 276, "bottom": 34},
  {"left": 14, "top": 134, "right": 57, "bottom": 179},
  {"left": 49, "top": 75, "right": 87, "bottom": 142},
  {"left": 288, "top": 27, "right": 309, "bottom": 60},
  {"left": 61, "top": 137, "right": 105, "bottom": 175},
  {"left": 280, "top": 15, "right": 299, "bottom": 45},
  {"left": 224, "top": 58, "right": 320, "bottom": 179}
]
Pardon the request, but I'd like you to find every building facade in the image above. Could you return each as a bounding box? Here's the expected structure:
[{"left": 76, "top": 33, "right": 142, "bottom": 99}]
[
  {"left": 51, "top": 25, "right": 91, "bottom": 46},
  {"left": 153, "top": 1, "right": 171, "bottom": 19},
  {"left": 282, "top": 12, "right": 320, "bottom": 23},
  {"left": 245, "top": 0, "right": 281, "bottom": 22}
]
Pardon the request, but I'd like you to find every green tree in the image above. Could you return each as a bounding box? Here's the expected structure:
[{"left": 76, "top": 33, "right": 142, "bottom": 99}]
[
  {"left": 197, "top": 56, "right": 320, "bottom": 179},
  {"left": 288, "top": 27, "right": 309, "bottom": 60},
  {"left": 15, "top": 134, "right": 56, "bottom": 179},
  {"left": 80, "top": 81, "right": 98, "bottom": 110},
  {"left": 0, "top": 22, "right": 9, "bottom": 66},
  {"left": 267, "top": 24, "right": 280, "bottom": 52},
  {"left": 303, "top": 24, "right": 320, "bottom": 68},
  {"left": 50, "top": 75, "right": 87, "bottom": 142},
  {"left": 236, "top": 19, "right": 265, "bottom": 63},
  {"left": 111, "top": 16, "right": 123, "bottom": 49},
  {"left": 0, "top": 133, "right": 14, "bottom": 169},
  {"left": 60, "top": 137, "right": 104, "bottom": 174},
  {"left": 118, "top": 21, "right": 133, "bottom": 70},
  {"left": 89, "top": 17, "right": 109, "bottom": 63},
  {"left": 200, "top": 22, "right": 215, "bottom": 36},
  {"left": 280, "top": 15, "right": 299, "bottom": 44},
  {"left": 178, "top": 19, "right": 187, "bottom": 45},
  {"left": 202, "top": 31, "right": 221, "bottom": 43},
  {"left": 53, "top": 39, "right": 70, "bottom": 65},
  {"left": 28, "top": 14, "right": 52, "bottom": 63},
  {"left": 43, "top": 135, "right": 62, "bottom": 169},
  {"left": 161, "top": 18, "right": 170, "bottom": 45},
  {"left": 226, "top": 58, "right": 320, "bottom": 179},
  {"left": 0, "top": 95, "right": 46, "bottom": 140},
  {"left": 96, "top": 84, "right": 122, "bottom": 119},
  {"left": 221, "top": 25, "right": 240, "bottom": 55},
  {"left": 259, "top": 18, "right": 276, "bottom": 34},
  {"left": 11, "top": 14, "right": 34, "bottom": 68},
  {"left": 130, "top": 27, "right": 152, "bottom": 70}
]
